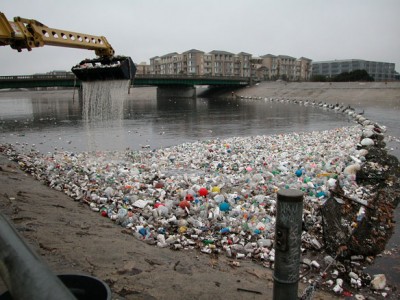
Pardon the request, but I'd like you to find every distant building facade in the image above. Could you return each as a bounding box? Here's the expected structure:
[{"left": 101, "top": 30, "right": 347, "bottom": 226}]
[
  {"left": 253, "top": 54, "right": 312, "bottom": 81},
  {"left": 136, "top": 62, "right": 150, "bottom": 75},
  {"left": 149, "top": 50, "right": 309, "bottom": 80},
  {"left": 149, "top": 49, "right": 252, "bottom": 77},
  {"left": 312, "top": 59, "right": 396, "bottom": 81}
]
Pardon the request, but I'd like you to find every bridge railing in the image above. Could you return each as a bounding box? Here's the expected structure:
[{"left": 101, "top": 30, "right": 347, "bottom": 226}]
[
  {"left": 0, "top": 74, "right": 76, "bottom": 81},
  {"left": 135, "top": 74, "right": 249, "bottom": 81},
  {"left": 0, "top": 73, "right": 250, "bottom": 82},
  {"left": 0, "top": 73, "right": 250, "bottom": 89}
]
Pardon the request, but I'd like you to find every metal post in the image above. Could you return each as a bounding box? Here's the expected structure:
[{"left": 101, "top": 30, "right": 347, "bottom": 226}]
[
  {"left": 0, "top": 212, "right": 76, "bottom": 300},
  {"left": 273, "top": 189, "right": 304, "bottom": 300}
]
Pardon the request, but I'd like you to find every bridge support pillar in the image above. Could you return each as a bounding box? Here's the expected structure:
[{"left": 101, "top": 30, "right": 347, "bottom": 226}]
[{"left": 157, "top": 86, "right": 196, "bottom": 98}]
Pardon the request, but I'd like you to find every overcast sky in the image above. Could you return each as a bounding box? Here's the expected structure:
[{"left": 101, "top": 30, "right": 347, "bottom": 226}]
[{"left": 1, "top": 0, "right": 399, "bottom": 75}]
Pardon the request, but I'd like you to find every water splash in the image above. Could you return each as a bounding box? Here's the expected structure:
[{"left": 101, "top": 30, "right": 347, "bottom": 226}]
[{"left": 81, "top": 80, "right": 130, "bottom": 121}]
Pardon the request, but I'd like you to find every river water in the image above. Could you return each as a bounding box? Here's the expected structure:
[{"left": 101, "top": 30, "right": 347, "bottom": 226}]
[
  {"left": 0, "top": 89, "right": 358, "bottom": 152},
  {"left": 0, "top": 87, "right": 399, "bottom": 288}
]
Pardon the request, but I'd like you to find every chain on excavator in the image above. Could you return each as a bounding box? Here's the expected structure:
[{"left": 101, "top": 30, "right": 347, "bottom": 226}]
[{"left": 0, "top": 12, "right": 136, "bottom": 82}]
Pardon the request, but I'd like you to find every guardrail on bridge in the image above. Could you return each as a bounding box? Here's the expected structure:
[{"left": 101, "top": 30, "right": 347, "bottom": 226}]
[{"left": 0, "top": 74, "right": 250, "bottom": 89}]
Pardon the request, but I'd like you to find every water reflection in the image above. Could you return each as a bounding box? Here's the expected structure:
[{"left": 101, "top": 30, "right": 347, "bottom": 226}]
[
  {"left": 31, "top": 92, "right": 81, "bottom": 121},
  {"left": 0, "top": 97, "right": 33, "bottom": 118}
]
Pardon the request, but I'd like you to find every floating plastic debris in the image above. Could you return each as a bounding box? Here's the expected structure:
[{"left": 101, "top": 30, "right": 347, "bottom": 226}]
[
  {"left": 2, "top": 93, "right": 399, "bottom": 299},
  {"left": 370, "top": 274, "right": 387, "bottom": 290},
  {"left": 1, "top": 125, "right": 365, "bottom": 258}
]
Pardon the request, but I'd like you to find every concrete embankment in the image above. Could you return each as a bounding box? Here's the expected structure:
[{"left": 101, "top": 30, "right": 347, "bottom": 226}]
[{"left": 227, "top": 81, "right": 400, "bottom": 108}]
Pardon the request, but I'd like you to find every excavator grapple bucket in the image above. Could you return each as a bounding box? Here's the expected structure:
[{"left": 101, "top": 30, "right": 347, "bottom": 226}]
[{"left": 71, "top": 56, "right": 136, "bottom": 82}]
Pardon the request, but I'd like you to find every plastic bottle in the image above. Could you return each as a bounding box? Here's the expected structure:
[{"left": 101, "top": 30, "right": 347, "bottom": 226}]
[
  {"left": 356, "top": 207, "right": 365, "bottom": 222},
  {"left": 214, "top": 194, "right": 225, "bottom": 203}
]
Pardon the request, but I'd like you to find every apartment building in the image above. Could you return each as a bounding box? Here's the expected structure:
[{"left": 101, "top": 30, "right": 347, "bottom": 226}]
[
  {"left": 149, "top": 49, "right": 252, "bottom": 77},
  {"left": 204, "top": 51, "right": 252, "bottom": 77},
  {"left": 149, "top": 56, "right": 161, "bottom": 74},
  {"left": 203, "top": 52, "right": 213, "bottom": 75},
  {"left": 312, "top": 59, "right": 396, "bottom": 81},
  {"left": 135, "top": 62, "right": 150, "bottom": 75},
  {"left": 235, "top": 52, "right": 252, "bottom": 77},
  {"left": 249, "top": 56, "right": 264, "bottom": 78},
  {"left": 183, "top": 49, "right": 205, "bottom": 75},
  {"left": 256, "top": 54, "right": 312, "bottom": 81},
  {"left": 149, "top": 50, "right": 311, "bottom": 80},
  {"left": 149, "top": 50, "right": 205, "bottom": 75},
  {"left": 209, "top": 50, "right": 234, "bottom": 76},
  {"left": 159, "top": 52, "right": 181, "bottom": 75},
  {"left": 296, "top": 57, "right": 313, "bottom": 81}
]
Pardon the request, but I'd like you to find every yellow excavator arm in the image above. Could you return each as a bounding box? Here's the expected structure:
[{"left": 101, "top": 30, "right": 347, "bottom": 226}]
[
  {"left": 0, "top": 12, "right": 136, "bottom": 81},
  {"left": 0, "top": 12, "right": 114, "bottom": 57}
]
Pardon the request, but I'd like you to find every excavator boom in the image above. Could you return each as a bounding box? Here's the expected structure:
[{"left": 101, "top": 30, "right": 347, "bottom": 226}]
[{"left": 0, "top": 12, "right": 136, "bottom": 81}]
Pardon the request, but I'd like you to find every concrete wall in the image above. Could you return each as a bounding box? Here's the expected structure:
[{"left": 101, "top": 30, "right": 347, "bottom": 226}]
[{"left": 233, "top": 82, "right": 400, "bottom": 106}]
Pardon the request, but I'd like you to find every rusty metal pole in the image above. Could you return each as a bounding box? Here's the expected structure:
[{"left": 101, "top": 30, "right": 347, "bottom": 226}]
[
  {"left": 273, "top": 189, "right": 304, "bottom": 300},
  {"left": 0, "top": 212, "right": 76, "bottom": 300}
]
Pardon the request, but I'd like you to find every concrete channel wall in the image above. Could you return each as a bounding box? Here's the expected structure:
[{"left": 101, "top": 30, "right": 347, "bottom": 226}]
[{"left": 231, "top": 81, "right": 400, "bottom": 105}]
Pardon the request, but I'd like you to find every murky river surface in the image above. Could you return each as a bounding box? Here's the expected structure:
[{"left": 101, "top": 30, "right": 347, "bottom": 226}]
[
  {"left": 0, "top": 90, "right": 357, "bottom": 152},
  {"left": 0, "top": 88, "right": 399, "bottom": 286}
]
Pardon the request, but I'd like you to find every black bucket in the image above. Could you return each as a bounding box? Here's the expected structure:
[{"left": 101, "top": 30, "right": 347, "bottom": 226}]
[
  {"left": 0, "top": 274, "right": 112, "bottom": 300},
  {"left": 71, "top": 56, "right": 136, "bottom": 82}
]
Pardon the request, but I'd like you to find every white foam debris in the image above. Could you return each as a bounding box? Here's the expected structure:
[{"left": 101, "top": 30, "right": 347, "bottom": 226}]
[{"left": 371, "top": 274, "right": 387, "bottom": 290}]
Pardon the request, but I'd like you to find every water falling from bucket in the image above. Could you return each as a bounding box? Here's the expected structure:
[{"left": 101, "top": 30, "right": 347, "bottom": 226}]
[{"left": 81, "top": 80, "right": 130, "bottom": 121}]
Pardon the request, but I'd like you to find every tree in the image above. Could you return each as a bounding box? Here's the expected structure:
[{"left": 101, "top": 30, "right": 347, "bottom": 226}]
[
  {"left": 310, "top": 75, "right": 327, "bottom": 82},
  {"left": 333, "top": 69, "right": 374, "bottom": 82}
]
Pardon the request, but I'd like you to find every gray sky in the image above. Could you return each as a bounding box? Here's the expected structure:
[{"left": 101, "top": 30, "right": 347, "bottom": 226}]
[{"left": 1, "top": 0, "right": 399, "bottom": 75}]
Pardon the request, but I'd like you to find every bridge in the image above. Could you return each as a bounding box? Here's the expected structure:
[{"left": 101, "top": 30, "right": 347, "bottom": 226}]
[{"left": 0, "top": 74, "right": 250, "bottom": 97}]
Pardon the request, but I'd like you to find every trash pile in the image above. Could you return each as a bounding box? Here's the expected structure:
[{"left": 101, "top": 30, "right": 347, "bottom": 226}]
[{"left": 1, "top": 96, "right": 399, "bottom": 299}]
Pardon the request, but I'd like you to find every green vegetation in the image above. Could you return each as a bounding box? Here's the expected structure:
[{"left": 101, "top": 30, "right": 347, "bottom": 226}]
[
  {"left": 332, "top": 69, "right": 374, "bottom": 82},
  {"left": 310, "top": 74, "right": 328, "bottom": 82},
  {"left": 311, "top": 69, "right": 374, "bottom": 82}
]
